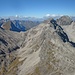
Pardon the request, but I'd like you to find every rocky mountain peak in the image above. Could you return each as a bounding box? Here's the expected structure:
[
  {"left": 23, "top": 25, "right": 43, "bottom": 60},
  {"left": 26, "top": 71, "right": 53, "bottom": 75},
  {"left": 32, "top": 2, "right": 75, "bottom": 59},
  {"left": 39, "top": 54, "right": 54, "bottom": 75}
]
[
  {"left": 56, "top": 15, "right": 73, "bottom": 25},
  {"left": 1, "top": 21, "right": 11, "bottom": 30},
  {"left": 1, "top": 21, "right": 25, "bottom": 32}
]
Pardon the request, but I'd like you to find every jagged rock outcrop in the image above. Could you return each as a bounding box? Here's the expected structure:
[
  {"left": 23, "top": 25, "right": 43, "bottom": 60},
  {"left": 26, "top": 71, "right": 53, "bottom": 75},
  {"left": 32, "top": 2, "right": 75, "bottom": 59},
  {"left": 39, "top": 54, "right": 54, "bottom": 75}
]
[
  {"left": 56, "top": 16, "right": 73, "bottom": 25},
  {"left": 61, "top": 21, "right": 75, "bottom": 44},
  {"left": 18, "top": 19, "right": 75, "bottom": 75}
]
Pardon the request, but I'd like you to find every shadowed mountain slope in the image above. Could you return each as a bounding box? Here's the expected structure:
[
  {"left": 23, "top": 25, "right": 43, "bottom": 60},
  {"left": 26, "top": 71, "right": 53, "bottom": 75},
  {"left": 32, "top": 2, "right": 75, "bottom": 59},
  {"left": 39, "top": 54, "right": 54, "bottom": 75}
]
[{"left": 1, "top": 21, "right": 25, "bottom": 32}]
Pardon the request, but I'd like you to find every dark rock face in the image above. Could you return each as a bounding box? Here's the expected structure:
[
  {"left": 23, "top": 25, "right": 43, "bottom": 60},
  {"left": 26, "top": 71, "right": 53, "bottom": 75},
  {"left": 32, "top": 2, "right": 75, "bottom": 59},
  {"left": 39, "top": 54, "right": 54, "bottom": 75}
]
[
  {"left": 49, "top": 19, "right": 75, "bottom": 46},
  {"left": 47, "top": 19, "right": 69, "bottom": 42},
  {"left": 13, "top": 20, "right": 25, "bottom": 31},
  {"left": 56, "top": 16, "right": 73, "bottom": 25}
]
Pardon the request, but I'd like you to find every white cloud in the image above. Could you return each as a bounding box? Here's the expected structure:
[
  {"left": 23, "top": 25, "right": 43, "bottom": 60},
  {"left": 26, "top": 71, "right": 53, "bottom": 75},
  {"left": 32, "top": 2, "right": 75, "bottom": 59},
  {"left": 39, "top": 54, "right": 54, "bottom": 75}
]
[
  {"left": 16, "top": 15, "right": 18, "bottom": 17},
  {"left": 45, "top": 14, "right": 63, "bottom": 17},
  {"left": 45, "top": 14, "right": 50, "bottom": 17},
  {"left": 51, "top": 14, "right": 56, "bottom": 17}
]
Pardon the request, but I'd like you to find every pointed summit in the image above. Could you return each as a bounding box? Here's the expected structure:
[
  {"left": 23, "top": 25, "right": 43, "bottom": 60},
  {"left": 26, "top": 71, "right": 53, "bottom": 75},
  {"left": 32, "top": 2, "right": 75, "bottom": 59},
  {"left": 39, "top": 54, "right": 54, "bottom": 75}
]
[{"left": 56, "top": 16, "right": 73, "bottom": 25}]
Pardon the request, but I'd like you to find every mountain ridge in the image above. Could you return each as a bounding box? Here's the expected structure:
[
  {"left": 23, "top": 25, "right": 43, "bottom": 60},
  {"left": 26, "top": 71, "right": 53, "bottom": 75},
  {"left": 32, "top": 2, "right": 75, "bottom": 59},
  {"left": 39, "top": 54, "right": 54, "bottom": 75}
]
[
  {"left": 0, "top": 15, "right": 75, "bottom": 75},
  {"left": 18, "top": 18, "right": 75, "bottom": 75}
]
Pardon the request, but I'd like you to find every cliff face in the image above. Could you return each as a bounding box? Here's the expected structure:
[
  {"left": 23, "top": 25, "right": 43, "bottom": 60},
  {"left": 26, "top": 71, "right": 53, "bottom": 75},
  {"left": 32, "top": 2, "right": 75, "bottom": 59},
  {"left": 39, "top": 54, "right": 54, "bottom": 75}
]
[{"left": 61, "top": 21, "right": 75, "bottom": 43}]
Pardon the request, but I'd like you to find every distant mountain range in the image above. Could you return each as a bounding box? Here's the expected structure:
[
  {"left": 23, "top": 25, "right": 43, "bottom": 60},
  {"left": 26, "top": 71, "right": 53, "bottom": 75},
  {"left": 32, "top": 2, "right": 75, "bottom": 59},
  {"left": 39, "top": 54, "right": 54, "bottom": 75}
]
[
  {"left": 0, "top": 19, "right": 41, "bottom": 32},
  {"left": 1, "top": 21, "right": 25, "bottom": 32},
  {"left": 1, "top": 15, "right": 75, "bottom": 21},
  {"left": 0, "top": 15, "right": 75, "bottom": 32}
]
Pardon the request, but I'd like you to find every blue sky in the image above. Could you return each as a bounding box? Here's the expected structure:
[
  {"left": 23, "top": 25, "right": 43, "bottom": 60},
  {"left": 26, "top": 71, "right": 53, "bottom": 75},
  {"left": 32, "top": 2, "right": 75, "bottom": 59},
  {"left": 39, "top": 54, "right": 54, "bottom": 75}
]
[{"left": 0, "top": 0, "right": 75, "bottom": 17}]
